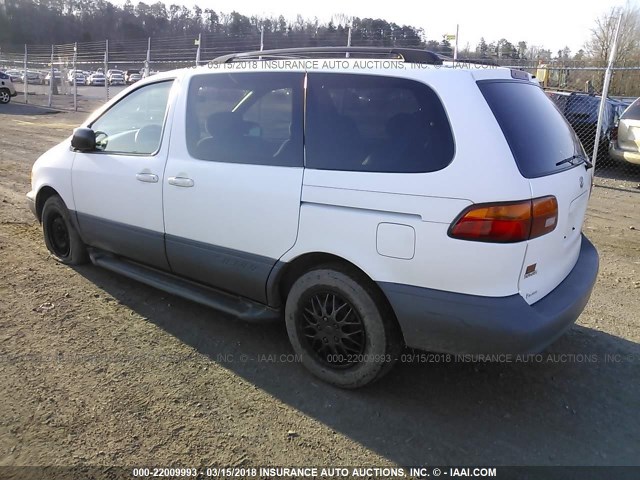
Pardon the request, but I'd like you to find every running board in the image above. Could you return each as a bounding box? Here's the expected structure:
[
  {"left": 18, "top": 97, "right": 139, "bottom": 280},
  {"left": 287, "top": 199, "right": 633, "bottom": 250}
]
[{"left": 88, "top": 249, "right": 281, "bottom": 323}]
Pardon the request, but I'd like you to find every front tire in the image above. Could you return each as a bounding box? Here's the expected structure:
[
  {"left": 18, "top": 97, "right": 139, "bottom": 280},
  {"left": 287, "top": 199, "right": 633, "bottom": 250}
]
[
  {"left": 0, "top": 89, "right": 10, "bottom": 104},
  {"left": 285, "top": 265, "right": 402, "bottom": 388},
  {"left": 41, "top": 195, "right": 88, "bottom": 265}
]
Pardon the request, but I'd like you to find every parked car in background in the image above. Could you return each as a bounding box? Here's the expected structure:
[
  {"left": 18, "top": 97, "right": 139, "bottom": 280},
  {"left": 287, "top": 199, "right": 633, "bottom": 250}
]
[
  {"left": 87, "top": 72, "right": 106, "bottom": 86},
  {"left": 21, "top": 70, "right": 41, "bottom": 84},
  {"left": 67, "top": 70, "right": 86, "bottom": 86},
  {"left": 547, "top": 91, "right": 616, "bottom": 162},
  {"left": 27, "top": 49, "right": 599, "bottom": 388},
  {"left": 125, "top": 69, "right": 138, "bottom": 82},
  {"left": 0, "top": 71, "right": 18, "bottom": 104},
  {"left": 44, "top": 70, "right": 63, "bottom": 86},
  {"left": 6, "top": 69, "right": 22, "bottom": 83},
  {"left": 610, "top": 99, "right": 632, "bottom": 122},
  {"left": 126, "top": 71, "right": 141, "bottom": 84},
  {"left": 107, "top": 69, "right": 125, "bottom": 85},
  {"left": 109, "top": 73, "right": 125, "bottom": 85},
  {"left": 610, "top": 97, "right": 640, "bottom": 165}
]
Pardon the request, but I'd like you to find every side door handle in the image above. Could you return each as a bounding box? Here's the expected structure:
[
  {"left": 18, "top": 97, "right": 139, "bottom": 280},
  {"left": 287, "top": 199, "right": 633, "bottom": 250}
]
[
  {"left": 168, "top": 176, "right": 194, "bottom": 188},
  {"left": 136, "top": 172, "right": 159, "bottom": 183}
]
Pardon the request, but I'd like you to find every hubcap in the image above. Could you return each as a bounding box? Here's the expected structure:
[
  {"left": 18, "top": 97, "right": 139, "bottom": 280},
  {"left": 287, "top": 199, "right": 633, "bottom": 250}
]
[
  {"left": 299, "top": 291, "right": 366, "bottom": 368},
  {"left": 46, "top": 214, "right": 70, "bottom": 257},
  {"left": 0, "top": 91, "right": 9, "bottom": 103}
]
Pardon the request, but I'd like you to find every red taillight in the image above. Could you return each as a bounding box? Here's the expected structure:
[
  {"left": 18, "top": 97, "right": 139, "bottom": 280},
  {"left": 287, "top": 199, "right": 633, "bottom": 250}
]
[
  {"left": 530, "top": 196, "right": 558, "bottom": 239},
  {"left": 449, "top": 196, "right": 558, "bottom": 243}
]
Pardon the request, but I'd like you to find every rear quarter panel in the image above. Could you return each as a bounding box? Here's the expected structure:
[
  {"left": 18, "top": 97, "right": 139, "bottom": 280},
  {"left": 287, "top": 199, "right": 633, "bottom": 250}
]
[{"left": 283, "top": 69, "right": 531, "bottom": 297}]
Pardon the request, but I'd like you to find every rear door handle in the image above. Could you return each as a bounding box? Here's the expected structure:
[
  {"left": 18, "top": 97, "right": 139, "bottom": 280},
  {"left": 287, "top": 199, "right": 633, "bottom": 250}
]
[
  {"left": 168, "top": 176, "right": 194, "bottom": 188},
  {"left": 136, "top": 172, "right": 158, "bottom": 183}
]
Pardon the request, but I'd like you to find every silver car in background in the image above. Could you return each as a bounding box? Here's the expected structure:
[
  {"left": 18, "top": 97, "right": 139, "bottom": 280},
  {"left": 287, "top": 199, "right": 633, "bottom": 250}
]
[{"left": 610, "top": 98, "right": 640, "bottom": 165}]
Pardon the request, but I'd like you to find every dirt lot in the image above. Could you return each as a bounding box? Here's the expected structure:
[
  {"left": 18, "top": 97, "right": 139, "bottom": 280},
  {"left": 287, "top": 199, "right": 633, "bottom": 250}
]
[{"left": 0, "top": 103, "right": 639, "bottom": 471}]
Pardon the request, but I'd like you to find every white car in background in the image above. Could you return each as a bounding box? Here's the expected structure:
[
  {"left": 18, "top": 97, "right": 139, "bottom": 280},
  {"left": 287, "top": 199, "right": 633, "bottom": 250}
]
[
  {"left": 44, "top": 70, "right": 63, "bottom": 86},
  {"left": 127, "top": 72, "right": 142, "bottom": 84},
  {"left": 67, "top": 70, "right": 86, "bottom": 86},
  {"left": 26, "top": 47, "right": 599, "bottom": 388},
  {"left": 21, "top": 70, "right": 41, "bottom": 84},
  {"left": 107, "top": 69, "right": 125, "bottom": 85},
  {"left": 0, "top": 71, "right": 18, "bottom": 103},
  {"left": 87, "top": 72, "right": 106, "bottom": 86}
]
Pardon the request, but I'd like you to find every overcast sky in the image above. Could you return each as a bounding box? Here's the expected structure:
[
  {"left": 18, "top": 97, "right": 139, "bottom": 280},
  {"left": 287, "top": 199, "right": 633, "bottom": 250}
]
[{"left": 134, "top": 0, "right": 635, "bottom": 54}]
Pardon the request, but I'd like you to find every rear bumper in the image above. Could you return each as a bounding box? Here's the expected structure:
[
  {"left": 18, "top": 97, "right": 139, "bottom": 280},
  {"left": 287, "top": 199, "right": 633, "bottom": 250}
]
[
  {"left": 379, "top": 235, "right": 599, "bottom": 354},
  {"left": 609, "top": 144, "right": 640, "bottom": 165}
]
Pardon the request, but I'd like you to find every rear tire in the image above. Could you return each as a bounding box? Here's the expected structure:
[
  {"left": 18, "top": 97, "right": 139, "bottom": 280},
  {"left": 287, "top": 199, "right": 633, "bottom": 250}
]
[
  {"left": 285, "top": 265, "right": 402, "bottom": 388},
  {"left": 41, "top": 195, "right": 89, "bottom": 265}
]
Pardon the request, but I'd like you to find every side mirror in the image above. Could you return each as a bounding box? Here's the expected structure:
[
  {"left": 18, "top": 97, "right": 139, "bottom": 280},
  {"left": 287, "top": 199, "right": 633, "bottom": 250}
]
[{"left": 71, "top": 127, "right": 96, "bottom": 152}]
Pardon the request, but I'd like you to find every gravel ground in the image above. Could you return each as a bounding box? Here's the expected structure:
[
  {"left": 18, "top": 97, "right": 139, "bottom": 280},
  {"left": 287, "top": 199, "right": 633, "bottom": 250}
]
[{"left": 0, "top": 104, "right": 639, "bottom": 472}]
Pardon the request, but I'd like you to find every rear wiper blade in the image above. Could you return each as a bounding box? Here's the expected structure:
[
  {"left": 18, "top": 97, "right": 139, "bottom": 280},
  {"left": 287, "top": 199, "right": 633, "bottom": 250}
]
[
  {"left": 556, "top": 154, "right": 592, "bottom": 169},
  {"left": 555, "top": 155, "right": 581, "bottom": 166}
]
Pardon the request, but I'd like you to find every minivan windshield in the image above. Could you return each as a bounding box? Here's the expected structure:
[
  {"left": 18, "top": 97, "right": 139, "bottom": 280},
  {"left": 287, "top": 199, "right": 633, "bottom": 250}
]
[{"left": 478, "top": 80, "right": 585, "bottom": 178}]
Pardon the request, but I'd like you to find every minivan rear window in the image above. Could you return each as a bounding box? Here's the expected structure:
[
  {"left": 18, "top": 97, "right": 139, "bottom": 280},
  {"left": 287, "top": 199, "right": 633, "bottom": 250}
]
[{"left": 478, "top": 80, "right": 584, "bottom": 178}]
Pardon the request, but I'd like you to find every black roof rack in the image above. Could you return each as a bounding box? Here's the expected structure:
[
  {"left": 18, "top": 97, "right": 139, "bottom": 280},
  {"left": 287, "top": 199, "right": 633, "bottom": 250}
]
[{"left": 212, "top": 46, "right": 443, "bottom": 65}]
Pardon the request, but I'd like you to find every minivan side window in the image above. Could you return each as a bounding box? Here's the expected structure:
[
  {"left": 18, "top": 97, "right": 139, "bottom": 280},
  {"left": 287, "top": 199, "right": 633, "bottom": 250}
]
[
  {"left": 90, "top": 80, "right": 173, "bottom": 155},
  {"left": 186, "top": 72, "right": 304, "bottom": 167},
  {"left": 305, "top": 73, "right": 455, "bottom": 173}
]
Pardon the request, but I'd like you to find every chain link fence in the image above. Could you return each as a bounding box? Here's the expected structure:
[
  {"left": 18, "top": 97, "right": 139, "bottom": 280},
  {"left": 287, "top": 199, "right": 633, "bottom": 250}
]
[
  {"left": 492, "top": 60, "right": 640, "bottom": 179},
  {"left": 0, "top": 33, "right": 263, "bottom": 112},
  {"left": 1, "top": 33, "right": 639, "bottom": 180}
]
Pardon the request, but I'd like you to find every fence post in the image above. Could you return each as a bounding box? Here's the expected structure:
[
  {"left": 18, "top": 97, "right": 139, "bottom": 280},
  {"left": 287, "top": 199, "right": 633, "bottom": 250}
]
[
  {"left": 104, "top": 39, "right": 109, "bottom": 102},
  {"left": 23, "top": 44, "right": 28, "bottom": 104},
  {"left": 592, "top": 14, "right": 622, "bottom": 167},
  {"left": 73, "top": 42, "right": 77, "bottom": 111},
  {"left": 454, "top": 24, "right": 459, "bottom": 61},
  {"left": 144, "top": 37, "right": 150, "bottom": 78},
  {"left": 195, "top": 33, "right": 201, "bottom": 66},
  {"left": 346, "top": 27, "right": 352, "bottom": 58},
  {"left": 48, "top": 44, "right": 54, "bottom": 107},
  {"left": 260, "top": 26, "right": 264, "bottom": 51}
]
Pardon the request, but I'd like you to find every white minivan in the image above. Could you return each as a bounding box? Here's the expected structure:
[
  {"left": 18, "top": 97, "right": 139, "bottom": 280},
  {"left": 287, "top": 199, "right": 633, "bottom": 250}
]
[{"left": 27, "top": 48, "right": 599, "bottom": 388}]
